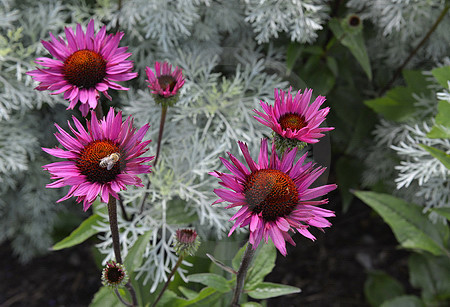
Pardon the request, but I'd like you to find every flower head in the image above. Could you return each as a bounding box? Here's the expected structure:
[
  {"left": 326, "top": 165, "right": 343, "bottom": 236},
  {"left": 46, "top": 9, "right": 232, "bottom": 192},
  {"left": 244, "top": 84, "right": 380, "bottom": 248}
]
[
  {"left": 254, "top": 87, "right": 334, "bottom": 147},
  {"left": 211, "top": 139, "right": 337, "bottom": 256},
  {"left": 42, "top": 107, "right": 153, "bottom": 211},
  {"left": 145, "top": 61, "right": 184, "bottom": 106},
  {"left": 173, "top": 228, "right": 200, "bottom": 257},
  {"left": 101, "top": 261, "right": 129, "bottom": 288},
  {"left": 27, "top": 20, "right": 137, "bottom": 116}
]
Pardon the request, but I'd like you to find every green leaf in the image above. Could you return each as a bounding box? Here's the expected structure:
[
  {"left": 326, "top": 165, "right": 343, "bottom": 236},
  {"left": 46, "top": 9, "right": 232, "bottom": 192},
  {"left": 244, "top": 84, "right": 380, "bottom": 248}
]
[
  {"left": 232, "top": 243, "right": 247, "bottom": 271},
  {"left": 182, "top": 287, "right": 221, "bottom": 306},
  {"left": 124, "top": 229, "right": 152, "bottom": 272},
  {"left": 178, "top": 286, "right": 199, "bottom": 300},
  {"left": 431, "top": 65, "right": 450, "bottom": 88},
  {"left": 52, "top": 214, "right": 103, "bottom": 250},
  {"left": 245, "top": 241, "right": 276, "bottom": 290},
  {"left": 329, "top": 18, "right": 372, "bottom": 80},
  {"left": 188, "top": 273, "right": 231, "bottom": 293},
  {"left": 247, "top": 282, "right": 301, "bottom": 299},
  {"left": 90, "top": 286, "right": 124, "bottom": 307},
  {"left": 336, "top": 156, "right": 363, "bottom": 212},
  {"left": 427, "top": 101, "right": 450, "bottom": 139},
  {"left": 380, "top": 295, "right": 426, "bottom": 307},
  {"left": 364, "top": 271, "right": 405, "bottom": 307},
  {"left": 419, "top": 144, "right": 450, "bottom": 169},
  {"left": 402, "top": 70, "right": 433, "bottom": 96},
  {"left": 326, "top": 56, "right": 338, "bottom": 77},
  {"left": 166, "top": 198, "right": 198, "bottom": 224},
  {"left": 286, "top": 42, "right": 303, "bottom": 75},
  {"left": 241, "top": 302, "right": 262, "bottom": 307},
  {"left": 409, "top": 253, "right": 450, "bottom": 302},
  {"left": 353, "top": 191, "right": 449, "bottom": 256},
  {"left": 431, "top": 207, "right": 450, "bottom": 221},
  {"left": 364, "top": 87, "right": 416, "bottom": 122},
  {"left": 299, "top": 55, "right": 335, "bottom": 95}
]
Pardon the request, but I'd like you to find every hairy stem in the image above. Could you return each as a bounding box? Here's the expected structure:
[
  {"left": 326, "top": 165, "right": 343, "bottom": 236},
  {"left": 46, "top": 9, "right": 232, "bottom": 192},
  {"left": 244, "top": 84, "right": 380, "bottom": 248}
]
[
  {"left": 151, "top": 255, "right": 184, "bottom": 307},
  {"left": 231, "top": 243, "right": 256, "bottom": 307},
  {"left": 379, "top": 4, "right": 449, "bottom": 95}
]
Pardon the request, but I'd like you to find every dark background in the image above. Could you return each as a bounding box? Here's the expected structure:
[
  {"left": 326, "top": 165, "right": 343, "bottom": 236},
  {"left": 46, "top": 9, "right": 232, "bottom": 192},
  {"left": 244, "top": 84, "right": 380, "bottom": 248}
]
[{"left": 0, "top": 193, "right": 411, "bottom": 307}]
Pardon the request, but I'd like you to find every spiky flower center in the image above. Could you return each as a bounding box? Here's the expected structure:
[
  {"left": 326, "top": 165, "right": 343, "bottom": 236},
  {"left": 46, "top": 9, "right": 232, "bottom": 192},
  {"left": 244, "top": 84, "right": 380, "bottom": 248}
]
[
  {"left": 279, "top": 113, "right": 306, "bottom": 131},
  {"left": 244, "top": 169, "right": 298, "bottom": 221},
  {"left": 77, "top": 140, "right": 122, "bottom": 184},
  {"left": 105, "top": 267, "right": 124, "bottom": 284},
  {"left": 63, "top": 50, "right": 107, "bottom": 88},
  {"left": 157, "top": 75, "right": 177, "bottom": 92}
]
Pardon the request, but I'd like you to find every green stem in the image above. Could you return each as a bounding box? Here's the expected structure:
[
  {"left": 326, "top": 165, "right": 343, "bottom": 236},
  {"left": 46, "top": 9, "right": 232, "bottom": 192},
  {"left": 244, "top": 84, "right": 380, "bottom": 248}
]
[
  {"left": 108, "top": 197, "right": 138, "bottom": 306},
  {"left": 139, "top": 104, "right": 168, "bottom": 214},
  {"left": 153, "top": 104, "right": 168, "bottom": 167},
  {"left": 151, "top": 255, "right": 184, "bottom": 307},
  {"left": 230, "top": 243, "right": 256, "bottom": 307},
  {"left": 379, "top": 4, "right": 449, "bottom": 95}
]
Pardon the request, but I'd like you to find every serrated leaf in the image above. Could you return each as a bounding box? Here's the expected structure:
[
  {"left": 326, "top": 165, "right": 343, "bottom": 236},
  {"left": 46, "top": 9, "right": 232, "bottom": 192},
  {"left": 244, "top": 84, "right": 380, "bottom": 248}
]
[
  {"left": 52, "top": 214, "right": 102, "bottom": 250},
  {"left": 247, "top": 282, "right": 301, "bottom": 299},
  {"left": 431, "top": 207, "right": 450, "bottom": 221},
  {"left": 409, "top": 253, "right": 450, "bottom": 302},
  {"left": 188, "top": 273, "right": 231, "bottom": 293},
  {"left": 124, "top": 229, "right": 152, "bottom": 271},
  {"left": 232, "top": 243, "right": 247, "bottom": 271},
  {"left": 419, "top": 144, "right": 450, "bottom": 169},
  {"left": 431, "top": 65, "right": 450, "bottom": 88},
  {"left": 329, "top": 18, "right": 372, "bottom": 80},
  {"left": 380, "top": 295, "right": 426, "bottom": 307},
  {"left": 364, "top": 271, "right": 405, "bottom": 307},
  {"left": 353, "top": 191, "right": 448, "bottom": 256},
  {"left": 245, "top": 242, "right": 276, "bottom": 290}
]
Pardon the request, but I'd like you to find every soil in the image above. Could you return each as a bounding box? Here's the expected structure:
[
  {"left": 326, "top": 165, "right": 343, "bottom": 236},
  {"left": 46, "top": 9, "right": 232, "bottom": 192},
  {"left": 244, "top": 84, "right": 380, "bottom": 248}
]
[{"left": 0, "top": 193, "right": 410, "bottom": 307}]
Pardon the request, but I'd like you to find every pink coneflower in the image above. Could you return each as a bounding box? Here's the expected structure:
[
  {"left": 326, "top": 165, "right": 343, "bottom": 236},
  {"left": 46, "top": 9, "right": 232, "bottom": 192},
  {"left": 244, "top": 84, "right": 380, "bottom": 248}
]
[
  {"left": 145, "top": 61, "right": 184, "bottom": 99},
  {"left": 254, "top": 87, "right": 334, "bottom": 144},
  {"left": 42, "top": 107, "right": 153, "bottom": 211},
  {"left": 27, "top": 20, "right": 137, "bottom": 116},
  {"left": 211, "top": 139, "right": 337, "bottom": 256}
]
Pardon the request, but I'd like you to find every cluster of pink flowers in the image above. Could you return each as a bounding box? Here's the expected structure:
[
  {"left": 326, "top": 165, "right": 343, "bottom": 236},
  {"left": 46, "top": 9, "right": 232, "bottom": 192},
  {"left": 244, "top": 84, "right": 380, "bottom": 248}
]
[
  {"left": 212, "top": 87, "right": 336, "bottom": 256},
  {"left": 31, "top": 20, "right": 335, "bottom": 256},
  {"left": 29, "top": 20, "right": 184, "bottom": 211}
]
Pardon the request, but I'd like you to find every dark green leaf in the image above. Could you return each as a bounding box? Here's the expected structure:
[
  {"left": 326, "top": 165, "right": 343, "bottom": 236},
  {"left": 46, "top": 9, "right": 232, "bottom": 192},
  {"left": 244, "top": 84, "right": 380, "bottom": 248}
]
[
  {"left": 52, "top": 214, "right": 102, "bottom": 250},
  {"left": 329, "top": 18, "right": 372, "bottom": 80},
  {"left": 188, "top": 273, "right": 231, "bottom": 293},
  {"left": 247, "top": 282, "right": 301, "bottom": 299},
  {"left": 380, "top": 295, "right": 425, "bottom": 307},
  {"left": 427, "top": 101, "right": 450, "bottom": 139},
  {"left": 402, "top": 70, "right": 432, "bottom": 96},
  {"left": 365, "top": 87, "right": 416, "bottom": 122},
  {"left": 178, "top": 286, "right": 198, "bottom": 300},
  {"left": 241, "top": 302, "right": 263, "bottom": 307},
  {"left": 431, "top": 65, "right": 450, "bottom": 88},
  {"left": 419, "top": 144, "right": 450, "bottom": 169},
  {"left": 286, "top": 42, "right": 303, "bottom": 75},
  {"left": 232, "top": 243, "right": 247, "bottom": 271},
  {"left": 326, "top": 56, "right": 338, "bottom": 77},
  {"left": 364, "top": 271, "right": 405, "bottom": 307},
  {"left": 336, "top": 156, "right": 363, "bottom": 212},
  {"left": 245, "top": 242, "right": 276, "bottom": 290},
  {"left": 124, "top": 229, "right": 152, "bottom": 272},
  {"left": 409, "top": 253, "right": 450, "bottom": 302},
  {"left": 431, "top": 207, "right": 450, "bottom": 221},
  {"left": 90, "top": 286, "right": 125, "bottom": 307},
  {"left": 353, "top": 191, "right": 448, "bottom": 256}
]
